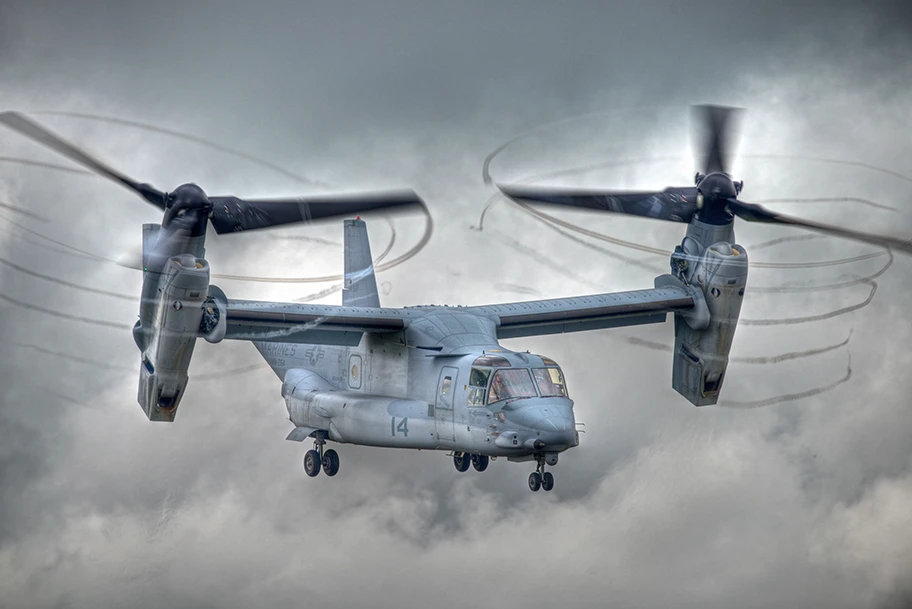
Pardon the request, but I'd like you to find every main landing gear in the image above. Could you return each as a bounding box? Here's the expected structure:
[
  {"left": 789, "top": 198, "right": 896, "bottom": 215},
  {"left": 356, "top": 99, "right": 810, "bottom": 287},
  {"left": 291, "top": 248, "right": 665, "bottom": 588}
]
[
  {"left": 453, "top": 452, "right": 489, "bottom": 473},
  {"left": 303, "top": 432, "right": 340, "bottom": 478},
  {"left": 528, "top": 454, "right": 554, "bottom": 492}
]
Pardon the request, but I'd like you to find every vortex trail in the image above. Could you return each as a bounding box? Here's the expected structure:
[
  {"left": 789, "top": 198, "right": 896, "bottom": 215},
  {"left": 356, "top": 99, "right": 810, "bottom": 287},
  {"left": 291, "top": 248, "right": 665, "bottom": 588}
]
[
  {"left": 0, "top": 200, "right": 47, "bottom": 221},
  {"left": 29, "top": 110, "right": 334, "bottom": 189},
  {"left": 0, "top": 113, "right": 432, "bottom": 335},
  {"left": 618, "top": 330, "right": 852, "bottom": 364},
  {"left": 751, "top": 197, "right": 897, "bottom": 213},
  {"left": 741, "top": 281, "right": 877, "bottom": 326},
  {"left": 496, "top": 283, "right": 543, "bottom": 297},
  {"left": 0, "top": 113, "right": 433, "bottom": 284},
  {"left": 0, "top": 337, "right": 270, "bottom": 381},
  {"left": 0, "top": 290, "right": 132, "bottom": 330},
  {"left": 478, "top": 110, "right": 907, "bottom": 408},
  {"left": 720, "top": 354, "right": 853, "bottom": 409},
  {"left": 0, "top": 220, "right": 102, "bottom": 261},
  {"left": 745, "top": 234, "right": 822, "bottom": 251},
  {"left": 480, "top": 144, "right": 903, "bottom": 269},
  {"left": 0, "top": 338, "right": 134, "bottom": 371},
  {"left": 0, "top": 203, "right": 432, "bottom": 284},
  {"left": 0, "top": 215, "right": 398, "bottom": 303},
  {"left": 0, "top": 253, "right": 135, "bottom": 301},
  {"left": 194, "top": 363, "right": 270, "bottom": 380}
]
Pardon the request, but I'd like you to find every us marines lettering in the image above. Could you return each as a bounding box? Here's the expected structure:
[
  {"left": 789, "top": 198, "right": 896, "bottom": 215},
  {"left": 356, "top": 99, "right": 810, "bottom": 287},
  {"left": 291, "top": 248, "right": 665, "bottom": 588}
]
[{"left": 264, "top": 343, "right": 296, "bottom": 358}]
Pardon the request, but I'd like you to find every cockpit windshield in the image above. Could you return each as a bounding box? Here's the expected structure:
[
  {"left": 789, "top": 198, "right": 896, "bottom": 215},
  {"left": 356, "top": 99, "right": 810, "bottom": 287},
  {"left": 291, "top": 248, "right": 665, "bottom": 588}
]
[
  {"left": 532, "top": 367, "right": 568, "bottom": 398},
  {"left": 488, "top": 368, "right": 538, "bottom": 403}
]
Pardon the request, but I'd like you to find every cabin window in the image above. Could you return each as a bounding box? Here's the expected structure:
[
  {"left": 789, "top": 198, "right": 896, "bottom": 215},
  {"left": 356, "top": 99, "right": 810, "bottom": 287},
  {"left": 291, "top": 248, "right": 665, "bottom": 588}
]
[
  {"left": 488, "top": 369, "right": 538, "bottom": 404},
  {"left": 442, "top": 376, "right": 452, "bottom": 395},
  {"left": 533, "top": 368, "right": 568, "bottom": 398}
]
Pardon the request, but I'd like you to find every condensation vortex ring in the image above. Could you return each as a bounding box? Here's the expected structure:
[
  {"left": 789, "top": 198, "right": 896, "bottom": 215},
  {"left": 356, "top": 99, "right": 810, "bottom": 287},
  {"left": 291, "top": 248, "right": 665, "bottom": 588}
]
[
  {"left": 479, "top": 154, "right": 899, "bottom": 269},
  {"left": 479, "top": 110, "right": 909, "bottom": 407},
  {"left": 0, "top": 111, "right": 432, "bottom": 378},
  {"left": 0, "top": 110, "right": 434, "bottom": 284}
]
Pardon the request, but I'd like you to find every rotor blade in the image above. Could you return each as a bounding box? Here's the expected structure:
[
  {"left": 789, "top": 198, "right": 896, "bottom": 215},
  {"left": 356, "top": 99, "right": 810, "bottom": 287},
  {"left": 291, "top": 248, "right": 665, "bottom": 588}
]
[
  {"left": 692, "top": 105, "right": 744, "bottom": 175},
  {"left": 0, "top": 111, "right": 167, "bottom": 209},
  {"left": 496, "top": 183, "right": 699, "bottom": 223},
  {"left": 208, "top": 190, "right": 425, "bottom": 234},
  {"left": 728, "top": 198, "right": 912, "bottom": 254}
]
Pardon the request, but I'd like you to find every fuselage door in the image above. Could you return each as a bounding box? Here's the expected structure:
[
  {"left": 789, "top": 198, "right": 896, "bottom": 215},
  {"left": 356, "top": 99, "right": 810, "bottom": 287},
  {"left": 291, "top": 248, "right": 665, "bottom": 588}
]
[{"left": 435, "top": 366, "right": 458, "bottom": 443}]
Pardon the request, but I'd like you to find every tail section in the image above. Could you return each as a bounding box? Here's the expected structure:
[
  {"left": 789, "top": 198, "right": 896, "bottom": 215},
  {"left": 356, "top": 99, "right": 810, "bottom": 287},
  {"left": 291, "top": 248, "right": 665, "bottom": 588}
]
[{"left": 343, "top": 219, "right": 380, "bottom": 308}]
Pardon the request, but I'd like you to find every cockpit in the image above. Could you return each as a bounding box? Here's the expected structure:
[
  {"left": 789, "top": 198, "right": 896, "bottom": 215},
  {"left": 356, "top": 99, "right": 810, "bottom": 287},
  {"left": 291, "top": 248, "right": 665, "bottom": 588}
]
[{"left": 467, "top": 354, "right": 569, "bottom": 407}]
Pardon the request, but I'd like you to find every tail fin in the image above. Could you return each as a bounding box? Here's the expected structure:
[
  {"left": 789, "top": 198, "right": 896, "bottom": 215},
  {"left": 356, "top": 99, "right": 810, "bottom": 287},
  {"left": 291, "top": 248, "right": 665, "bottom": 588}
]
[{"left": 343, "top": 219, "right": 380, "bottom": 308}]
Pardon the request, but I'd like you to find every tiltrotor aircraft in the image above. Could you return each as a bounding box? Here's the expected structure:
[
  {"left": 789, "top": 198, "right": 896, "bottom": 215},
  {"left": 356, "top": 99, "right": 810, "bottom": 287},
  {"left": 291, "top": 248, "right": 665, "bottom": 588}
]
[{"left": 3, "top": 107, "right": 909, "bottom": 492}]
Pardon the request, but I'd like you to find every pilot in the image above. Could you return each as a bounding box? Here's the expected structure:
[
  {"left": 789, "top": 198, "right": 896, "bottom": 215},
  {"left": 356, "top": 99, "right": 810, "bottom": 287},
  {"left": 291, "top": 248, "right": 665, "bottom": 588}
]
[
  {"left": 489, "top": 374, "right": 506, "bottom": 402},
  {"left": 538, "top": 372, "right": 556, "bottom": 395}
]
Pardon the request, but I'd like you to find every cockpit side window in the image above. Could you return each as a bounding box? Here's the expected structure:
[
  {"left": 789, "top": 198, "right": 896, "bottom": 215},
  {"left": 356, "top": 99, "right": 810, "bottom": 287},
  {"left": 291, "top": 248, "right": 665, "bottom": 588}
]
[
  {"left": 488, "top": 369, "right": 538, "bottom": 404},
  {"left": 469, "top": 367, "right": 491, "bottom": 387},
  {"left": 467, "top": 367, "right": 490, "bottom": 407},
  {"left": 532, "top": 368, "right": 568, "bottom": 398}
]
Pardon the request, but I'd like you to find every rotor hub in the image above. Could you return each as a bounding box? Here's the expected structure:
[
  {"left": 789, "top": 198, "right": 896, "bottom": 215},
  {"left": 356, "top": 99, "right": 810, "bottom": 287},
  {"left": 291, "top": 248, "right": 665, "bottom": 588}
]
[
  {"left": 167, "top": 183, "right": 210, "bottom": 210},
  {"left": 696, "top": 172, "right": 738, "bottom": 199}
]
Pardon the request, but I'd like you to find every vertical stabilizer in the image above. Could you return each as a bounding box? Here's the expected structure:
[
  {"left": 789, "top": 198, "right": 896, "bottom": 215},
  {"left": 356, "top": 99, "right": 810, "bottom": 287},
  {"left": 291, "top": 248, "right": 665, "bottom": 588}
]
[{"left": 343, "top": 219, "right": 380, "bottom": 308}]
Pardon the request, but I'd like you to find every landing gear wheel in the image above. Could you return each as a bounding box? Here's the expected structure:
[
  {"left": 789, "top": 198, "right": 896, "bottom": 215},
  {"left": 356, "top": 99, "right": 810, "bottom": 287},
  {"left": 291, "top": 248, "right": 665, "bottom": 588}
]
[
  {"left": 528, "top": 472, "right": 542, "bottom": 492},
  {"left": 322, "top": 449, "right": 340, "bottom": 477},
  {"left": 471, "top": 454, "right": 489, "bottom": 472},
  {"left": 541, "top": 471, "right": 554, "bottom": 492},
  {"left": 453, "top": 452, "right": 470, "bottom": 472},
  {"left": 303, "top": 449, "right": 321, "bottom": 477}
]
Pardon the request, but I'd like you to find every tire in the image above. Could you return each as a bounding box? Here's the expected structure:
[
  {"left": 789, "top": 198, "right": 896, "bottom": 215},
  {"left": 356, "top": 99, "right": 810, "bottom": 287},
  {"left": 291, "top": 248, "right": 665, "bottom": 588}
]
[
  {"left": 471, "top": 454, "right": 489, "bottom": 472},
  {"left": 322, "top": 449, "right": 340, "bottom": 477},
  {"left": 453, "top": 452, "right": 470, "bottom": 472},
  {"left": 303, "top": 450, "right": 321, "bottom": 477},
  {"left": 541, "top": 471, "right": 554, "bottom": 492},
  {"left": 528, "top": 472, "right": 542, "bottom": 492}
]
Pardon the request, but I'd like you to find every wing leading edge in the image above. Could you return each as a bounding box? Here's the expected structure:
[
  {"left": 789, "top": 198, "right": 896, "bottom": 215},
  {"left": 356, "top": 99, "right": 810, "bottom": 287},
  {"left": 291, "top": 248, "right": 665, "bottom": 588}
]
[
  {"left": 224, "top": 300, "right": 407, "bottom": 346},
  {"left": 222, "top": 282, "right": 694, "bottom": 345},
  {"left": 467, "top": 284, "right": 695, "bottom": 339}
]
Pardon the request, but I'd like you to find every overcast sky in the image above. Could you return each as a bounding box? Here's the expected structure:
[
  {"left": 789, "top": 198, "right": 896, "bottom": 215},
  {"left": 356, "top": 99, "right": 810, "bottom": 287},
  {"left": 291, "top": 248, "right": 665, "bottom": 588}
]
[{"left": 2, "top": 2, "right": 912, "bottom": 608}]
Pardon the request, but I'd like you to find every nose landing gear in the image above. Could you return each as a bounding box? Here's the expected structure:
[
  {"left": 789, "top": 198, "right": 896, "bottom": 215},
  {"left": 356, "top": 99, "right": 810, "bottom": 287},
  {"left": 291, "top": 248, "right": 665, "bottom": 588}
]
[
  {"left": 529, "top": 454, "right": 555, "bottom": 492},
  {"left": 303, "top": 432, "right": 340, "bottom": 478}
]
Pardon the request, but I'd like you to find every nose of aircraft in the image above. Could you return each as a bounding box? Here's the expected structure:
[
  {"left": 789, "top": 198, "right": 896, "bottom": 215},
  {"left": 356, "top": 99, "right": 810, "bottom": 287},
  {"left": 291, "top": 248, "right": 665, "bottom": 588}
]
[{"left": 506, "top": 398, "right": 576, "bottom": 446}]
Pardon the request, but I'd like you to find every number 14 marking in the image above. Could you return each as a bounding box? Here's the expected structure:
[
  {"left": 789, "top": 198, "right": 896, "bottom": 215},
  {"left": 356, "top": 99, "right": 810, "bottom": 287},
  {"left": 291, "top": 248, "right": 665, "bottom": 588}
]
[{"left": 391, "top": 417, "right": 409, "bottom": 437}]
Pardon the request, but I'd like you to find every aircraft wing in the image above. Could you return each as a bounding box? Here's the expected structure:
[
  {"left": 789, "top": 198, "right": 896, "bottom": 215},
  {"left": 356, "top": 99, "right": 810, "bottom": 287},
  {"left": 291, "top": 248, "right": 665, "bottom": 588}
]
[
  {"left": 220, "top": 280, "right": 695, "bottom": 344},
  {"left": 224, "top": 299, "right": 407, "bottom": 346},
  {"left": 466, "top": 284, "right": 695, "bottom": 339}
]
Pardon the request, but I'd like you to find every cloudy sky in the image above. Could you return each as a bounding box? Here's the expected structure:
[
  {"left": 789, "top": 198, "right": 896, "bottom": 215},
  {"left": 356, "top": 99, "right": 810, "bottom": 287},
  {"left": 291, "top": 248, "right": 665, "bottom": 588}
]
[{"left": 1, "top": 1, "right": 912, "bottom": 608}]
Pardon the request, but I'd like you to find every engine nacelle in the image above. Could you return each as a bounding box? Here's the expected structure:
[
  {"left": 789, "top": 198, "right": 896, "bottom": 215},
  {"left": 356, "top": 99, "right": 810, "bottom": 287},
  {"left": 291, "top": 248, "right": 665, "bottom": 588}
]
[
  {"left": 137, "top": 254, "right": 210, "bottom": 421},
  {"left": 665, "top": 240, "right": 748, "bottom": 406}
]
